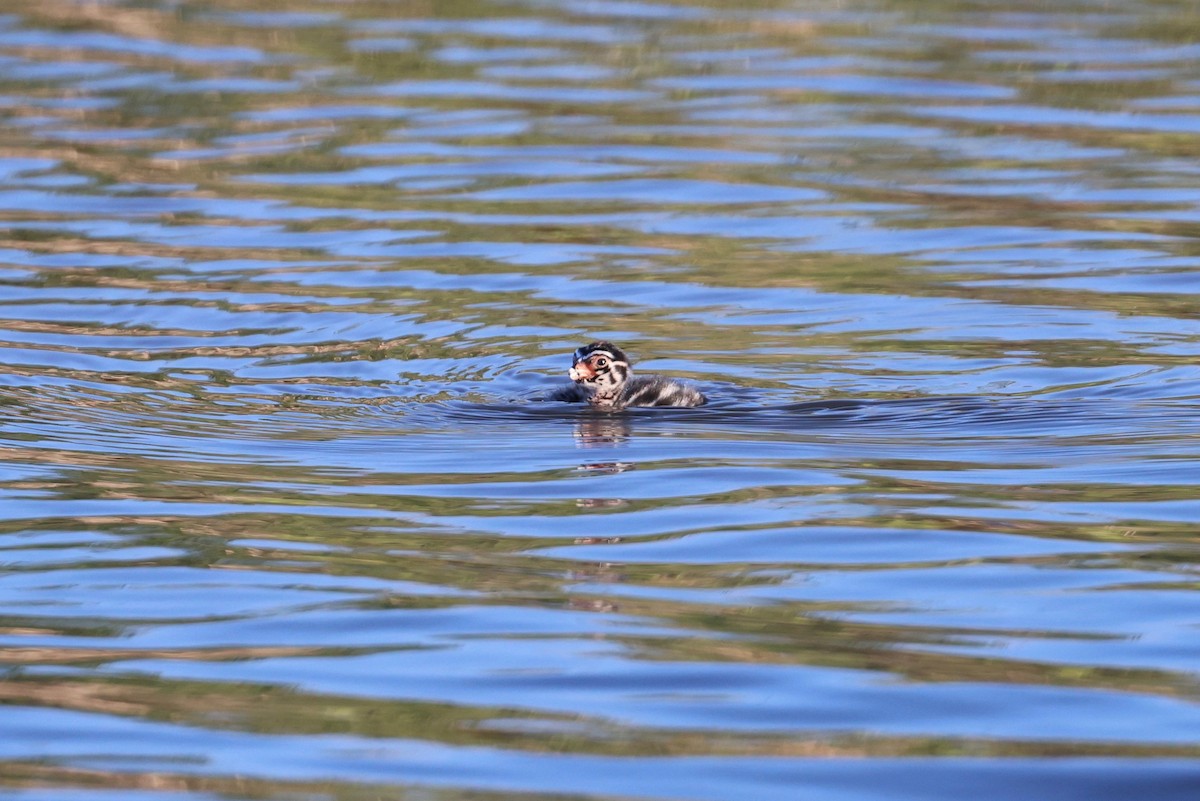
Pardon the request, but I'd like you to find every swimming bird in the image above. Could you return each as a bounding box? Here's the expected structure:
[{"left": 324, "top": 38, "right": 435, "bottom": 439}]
[{"left": 551, "top": 341, "right": 706, "bottom": 409}]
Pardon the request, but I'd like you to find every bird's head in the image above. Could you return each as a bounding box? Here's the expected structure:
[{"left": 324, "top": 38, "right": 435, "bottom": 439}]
[{"left": 569, "top": 341, "right": 630, "bottom": 402}]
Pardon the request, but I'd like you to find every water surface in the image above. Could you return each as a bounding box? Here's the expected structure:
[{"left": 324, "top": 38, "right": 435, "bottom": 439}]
[{"left": 1, "top": 1, "right": 1199, "bottom": 799}]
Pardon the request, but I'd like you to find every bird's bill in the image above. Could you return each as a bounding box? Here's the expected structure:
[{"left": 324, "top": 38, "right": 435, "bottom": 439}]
[{"left": 569, "top": 360, "right": 597, "bottom": 382}]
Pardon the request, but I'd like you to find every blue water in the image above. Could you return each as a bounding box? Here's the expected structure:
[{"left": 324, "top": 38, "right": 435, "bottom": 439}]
[{"left": 1, "top": 1, "right": 1199, "bottom": 799}]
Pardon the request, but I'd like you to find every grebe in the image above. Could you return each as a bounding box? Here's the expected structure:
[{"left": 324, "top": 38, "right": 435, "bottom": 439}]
[{"left": 551, "top": 341, "right": 706, "bottom": 409}]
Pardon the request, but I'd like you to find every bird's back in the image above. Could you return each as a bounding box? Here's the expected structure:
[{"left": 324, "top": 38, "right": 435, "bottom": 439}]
[
  {"left": 621, "top": 374, "right": 706, "bottom": 407},
  {"left": 549, "top": 383, "right": 589, "bottom": 403}
]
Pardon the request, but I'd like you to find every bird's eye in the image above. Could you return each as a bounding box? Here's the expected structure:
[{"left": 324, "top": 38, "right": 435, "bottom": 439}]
[{"left": 596, "top": 358, "right": 607, "bottom": 367}]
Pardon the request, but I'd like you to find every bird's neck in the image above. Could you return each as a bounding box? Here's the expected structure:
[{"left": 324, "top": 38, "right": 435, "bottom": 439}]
[
  {"left": 584, "top": 373, "right": 627, "bottom": 408},
  {"left": 587, "top": 386, "right": 623, "bottom": 407}
]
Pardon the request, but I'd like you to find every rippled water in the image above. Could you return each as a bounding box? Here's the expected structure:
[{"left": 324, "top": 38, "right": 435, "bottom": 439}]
[{"left": 1, "top": 1, "right": 1200, "bottom": 799}]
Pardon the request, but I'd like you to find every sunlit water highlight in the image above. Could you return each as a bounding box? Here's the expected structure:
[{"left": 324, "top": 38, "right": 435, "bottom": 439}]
[{"left": 0, "top": 1, "right": 1199, "bottom": 799}]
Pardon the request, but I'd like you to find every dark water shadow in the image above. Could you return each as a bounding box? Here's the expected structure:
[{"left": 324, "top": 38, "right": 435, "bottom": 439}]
[{"left": 423, "top": 393, "right": 1200, "bottom": 442}]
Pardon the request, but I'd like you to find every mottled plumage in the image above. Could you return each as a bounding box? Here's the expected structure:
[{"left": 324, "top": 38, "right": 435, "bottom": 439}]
[{"left": 551, "top": 341, "right": 706, "bottom": 409}]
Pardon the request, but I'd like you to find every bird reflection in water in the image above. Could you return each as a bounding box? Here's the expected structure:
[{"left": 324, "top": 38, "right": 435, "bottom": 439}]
[
  {"left": 570, "top": 413, "right": 629, "bottom": 605},
  {"left": 568, "top": 411, "right": 631, "bottom": 590},
  {"left": 565, "top": 547, "right": 625, "bottom": 614},
  {"left": 573, "top": 410, "right": 635, "bottom": 473},
  {"left": 572, "top": 411, "right": 632, "bottom": 448}
]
